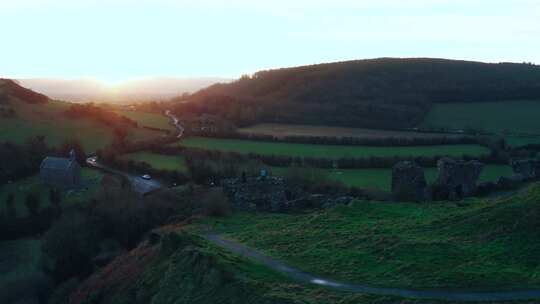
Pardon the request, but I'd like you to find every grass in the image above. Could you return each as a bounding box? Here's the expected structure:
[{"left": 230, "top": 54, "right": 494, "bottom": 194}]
[
  {"left": 0, "top": 168, "right": 104, "bottom": 218},
  {"left": 423, "top": 100, "right": 540, "bottom": 135},
  {"left": 0, "top": 100, "right": 165, "bottom": 152},
  {"left": 0, "top": 238, "right": 44, "bottom": 301},
  {"left": 116, "top": 110, "right": 175, "bottom": 131},
  {"left": 120, "top": 152, "right": 188, "bottom": 172},
  {"left": 270, "top": 164, "right": 513, "bottom": 191},
  {"left": 239, "top": 123, "right": 463, "bottom": 139},
  {"left": 176, "top": 137, "right": 490, "bottom": 159},
  {"left": 197, "top": 183, "right": 540, "bottom": 290}
]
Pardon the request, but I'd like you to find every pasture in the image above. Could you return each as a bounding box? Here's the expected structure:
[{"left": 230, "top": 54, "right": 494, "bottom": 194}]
[
  {"left": 120, "top": 152, "right": 188, "bottom": 172},
  {"left": 177, "top": 137, "right": 490, "bottom": 159},
  {"left": 0, "top": 100, "right": 164, "bottom": 152},
  {"left": 0, "top": 168, "right": 103, "bottom": 218},
  {"left": 271, "top": 164, "right": 512, "bottom": 191},
  {"left": 239, "top": 123, "right": 463, "bottom": 139},
  {"left": 115, "top": 110, "right": 175, "bottom": 131},
  {"left": 422, "top": 100, "right": 540, "bottom": 135}
]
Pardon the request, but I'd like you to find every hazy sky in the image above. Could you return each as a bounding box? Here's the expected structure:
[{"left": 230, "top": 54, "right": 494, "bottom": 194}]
[{"left": 1, "top": 0, "right": 539, "bottom": 82}]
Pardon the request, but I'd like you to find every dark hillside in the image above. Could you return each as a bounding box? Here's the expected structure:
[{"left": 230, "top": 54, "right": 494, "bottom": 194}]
[
  {"left": 173, "top": 58, "right": 540, "bottom": 128},
  {"left": 0, "top": 79, "right": 49, "bottom": 104}
]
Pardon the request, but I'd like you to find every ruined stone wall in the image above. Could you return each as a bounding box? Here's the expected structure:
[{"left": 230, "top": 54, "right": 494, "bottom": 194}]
[
  {"left": 222, "top": 177, "right": 288, "bottom": 212},
  {"left": 391, "top": 161, "right": 428, "bottom": 202}
]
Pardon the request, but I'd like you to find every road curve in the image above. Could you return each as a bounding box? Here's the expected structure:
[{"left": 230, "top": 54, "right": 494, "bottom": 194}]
[
  {"left": 164, "top": 110, "right": 184, "bottom": 138},
  {"left": 204, "top": 232, "right": 540, "bottom": 302}
]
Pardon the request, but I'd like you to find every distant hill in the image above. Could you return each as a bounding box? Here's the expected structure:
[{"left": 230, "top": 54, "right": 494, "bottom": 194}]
[
  {"left": 0, "top": 79, "right": 49, "bottom": 104},
  {"left": 17, "top": 77, "right": 230, "bottom": 103},
  {"left": 173, "top": 58, "right": 540, "bottom": 129}
]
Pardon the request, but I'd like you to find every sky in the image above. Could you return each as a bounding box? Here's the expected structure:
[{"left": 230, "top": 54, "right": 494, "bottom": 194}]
[{"left": 1, "top": 0, "right": 539, "bottom": 83}]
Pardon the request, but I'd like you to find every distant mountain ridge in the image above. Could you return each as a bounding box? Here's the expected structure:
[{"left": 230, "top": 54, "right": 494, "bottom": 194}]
[
  {"left": 17, "top": 77, "right": 230, "bottom": 103},
  {"left": 174, "top": 58, "right": 540, "bottom": 129}
]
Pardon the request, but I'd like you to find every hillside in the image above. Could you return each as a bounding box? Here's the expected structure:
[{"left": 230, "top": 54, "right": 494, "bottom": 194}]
[
  {"left": 0, "top": 79, "right": 164, "bottom": 152},
  {"left": 66, "top": 183, "right": 540, "bottom": 304},
  {"left": 172, "top": 58, "right": 540, "bottom": 129}
]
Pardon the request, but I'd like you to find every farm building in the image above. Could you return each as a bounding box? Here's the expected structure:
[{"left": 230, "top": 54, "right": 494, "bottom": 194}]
[{"left": 40, "top": 150, "right": 81, "bottom": 188}]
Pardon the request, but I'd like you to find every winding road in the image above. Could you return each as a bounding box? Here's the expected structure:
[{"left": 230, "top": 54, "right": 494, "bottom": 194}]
[
  {"left": 164, "top": 109, "right": 184, "bottom": 138},
  {"left": 204, "top": 232, "right": 540, "bottom": 302}
]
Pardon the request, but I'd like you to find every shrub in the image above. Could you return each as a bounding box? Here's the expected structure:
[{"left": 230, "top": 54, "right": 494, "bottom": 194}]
[{"left": 201, "top": 189, "right": 230, "bottom": 217}]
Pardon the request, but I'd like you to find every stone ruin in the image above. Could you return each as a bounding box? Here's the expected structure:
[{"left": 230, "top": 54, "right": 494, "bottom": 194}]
[
  {"left": 510, "top": 159, "right": 540, "bottom": 180},
  {"left": 432, "top": 157, "right": 484, "bottom": 200},
  {"left": 391, "top": 161, "right": 428, "bottom": 202},
  {"left": 392, "top": 158, "right": 484, "bottom": 202},
  {"left": 222, "top": 176, "right": 288, "bottom": 212}
]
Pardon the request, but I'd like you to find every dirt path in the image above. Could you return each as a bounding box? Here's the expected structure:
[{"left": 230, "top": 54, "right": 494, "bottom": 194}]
[{"left": 204, "top": 232, "right": 540, "bottom": 302}]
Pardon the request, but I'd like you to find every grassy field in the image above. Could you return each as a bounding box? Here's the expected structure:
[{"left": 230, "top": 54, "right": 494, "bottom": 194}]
[
  {"left": 271, "top": 164, "right": 513, "bottom": 191},
  {"left": 116, "top": 110, "right": 175, "bottom": 131},
  {"left": 239, "top": 123, "right": 463, "bottom": 139},
  {"left": 0, "top": 168, "right": 103, "bottom": 218},
  {"left": 177, "top": 137, "right": 490, "bottom": 159},
  {"left": 422, "top": 100, "right": 540, "bottom": 135},
  {"left": 0, "top": 239, "right": 44, "bottom": 301},
  {"left": 120, "top": 152, "right": 187, "bottom": 172},
  {"left": 0, "top": 100, "right": 164, "bottom": 152},
  {"left": 197, "top": 183, "right": 540, "bottom": 290}
]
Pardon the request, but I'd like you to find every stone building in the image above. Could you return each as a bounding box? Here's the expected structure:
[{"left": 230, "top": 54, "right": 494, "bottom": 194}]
[
  {"left": 391, "top": 161, "right": 429, "bottom": 202},
  {"left": 40, "top": 150, "right": 81, "bottom": 188},
  {"left": 433, "top": 157, "right": 483, "bottom": 200},
  {"left": 510, "top": 159, "right": 540, "bottom": 180}
]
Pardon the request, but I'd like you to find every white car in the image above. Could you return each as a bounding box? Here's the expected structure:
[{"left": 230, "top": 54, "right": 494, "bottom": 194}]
[{"left": 141, "top": 174, "right": 152, "bottom": 180}]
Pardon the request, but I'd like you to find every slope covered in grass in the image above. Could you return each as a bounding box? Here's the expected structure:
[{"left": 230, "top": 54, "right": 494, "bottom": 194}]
[{"left": 199, "top": 183, "right": 540, "bottom": 290}]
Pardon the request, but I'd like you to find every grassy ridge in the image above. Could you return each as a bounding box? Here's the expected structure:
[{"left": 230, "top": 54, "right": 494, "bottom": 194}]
[
  {"left": 199, "top": 183, "right": 540, "bottom": 290},
  {"left": 177, "top": 137, "right": 489, "bottom": 159}
]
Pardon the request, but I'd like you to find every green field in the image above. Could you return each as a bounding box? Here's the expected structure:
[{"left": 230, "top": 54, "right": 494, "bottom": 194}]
[
  {"left": 116, "top": 110, "right": 174, "bottom": 131},
  {"left": 120, "top": 152, "right": 187, "bottom": 172},
  {"left": 0, "top": 239, "right": 44, "bottom": 302},
  {"left": 423, "top": 100, "right": 540, "bottom": 135},
  {"left": 198, "top": 183, "right": 540, "bottom": 290},
  {"left": 0, "top": 100, "right": 164, "bottom": 152},
  {"left": 177, "top": 137, "right": 489, "bottom": 159},
  {"left": 0, "top": 168, "right": 103, "bottom": 218},
  {"left": 271, "top": 164, "right": 512, "bottom": 191},
  {"left": 239, "top": 123, "right": 463, "bottom": 140}
]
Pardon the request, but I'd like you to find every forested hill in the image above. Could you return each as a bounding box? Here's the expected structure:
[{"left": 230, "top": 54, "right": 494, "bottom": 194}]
[{"left": 173, "top": 58, "right": 540, "bottom": 129}]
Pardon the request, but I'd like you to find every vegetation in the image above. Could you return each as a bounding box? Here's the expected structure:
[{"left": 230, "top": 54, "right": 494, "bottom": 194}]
[
  {"left": 115, "top": 109, "right": 174, "bottom": 131},
  {"left": 239, "top": 123, "right": 466, "bottom": 140},
  {"left": 0, "top": 80, "right": 166, "bottom": 152},
  {"left": 171, "top": 58, "right": 540, "bottom": 129},
  {"left": 119, "top": 151, "right": 188, "bottom": 172},
  {"left": 0, "top": 168, "right": 103, "bottom": 218},
  {"left": 198, "top": 183, "right": 540, "bottom": 290},
  {"left": 271, "top": 164, "right": 512, "bottom": 191},
  {"left": 177, "top": 136, "right": 490, "bottom": 159},
  {"left": 0, "top": 239, "right": 48, "bottom": 303},
  {"left": 423, "top": 100, "right": 540, "bottom": 135}
]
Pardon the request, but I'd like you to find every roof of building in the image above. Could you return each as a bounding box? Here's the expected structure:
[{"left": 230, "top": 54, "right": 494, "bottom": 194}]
[{"left": 40, "top": 156, "right": 78, "bottom": 171}]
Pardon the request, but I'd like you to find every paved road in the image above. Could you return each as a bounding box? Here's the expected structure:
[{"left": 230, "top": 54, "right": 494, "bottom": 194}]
[
  {"left": 86, "top": 157, "right": 162, "bottom": 195},
  {"left": 164, "top": 110, "right": 184, "bottom": 138},
  {"left": 204, "top": 232, "right": 540, "bottom": 302}
]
